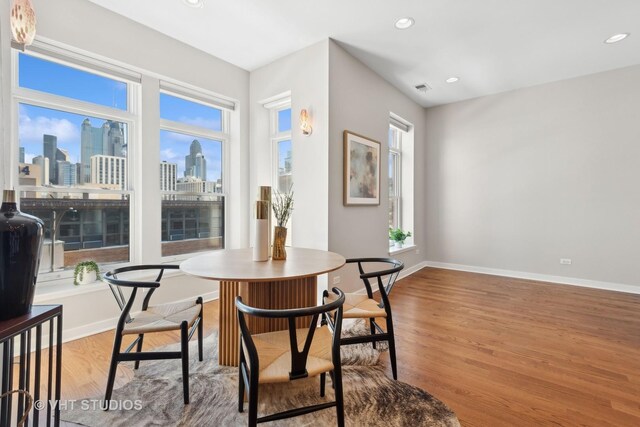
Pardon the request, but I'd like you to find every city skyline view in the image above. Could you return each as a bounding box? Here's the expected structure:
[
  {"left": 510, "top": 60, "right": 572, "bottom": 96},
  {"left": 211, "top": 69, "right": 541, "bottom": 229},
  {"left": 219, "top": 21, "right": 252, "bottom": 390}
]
[{"left": 18, "top": 53, "right": 224, "bottom": 187}]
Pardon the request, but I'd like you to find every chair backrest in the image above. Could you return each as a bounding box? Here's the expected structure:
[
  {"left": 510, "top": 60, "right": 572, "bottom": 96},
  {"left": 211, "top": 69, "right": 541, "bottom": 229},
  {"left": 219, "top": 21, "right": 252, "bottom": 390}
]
[
  {"left": 346, "top": 258, "right": 404, "bottom": 308},
  {"left": 236, "top": 287, "right": 345, "bottom": 381},
  {"left": 102, "top": 265, "right": 179, "bottom": 331}
]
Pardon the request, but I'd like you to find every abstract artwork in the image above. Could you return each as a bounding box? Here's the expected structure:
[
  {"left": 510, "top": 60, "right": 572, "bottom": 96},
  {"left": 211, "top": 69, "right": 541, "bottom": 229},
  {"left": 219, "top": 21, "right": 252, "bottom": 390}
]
[{"left": 343, "top": 131, "right": 380, "bottom": 206}]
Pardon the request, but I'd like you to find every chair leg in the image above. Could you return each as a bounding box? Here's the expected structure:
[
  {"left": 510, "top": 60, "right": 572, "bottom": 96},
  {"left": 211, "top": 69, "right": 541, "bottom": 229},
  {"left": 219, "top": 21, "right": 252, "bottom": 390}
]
[
  {"left": 180, "top": 321, "right": 190, "bottom": 404},
  {"left": 320, "top": 372, "right": 326, "bottom": 397},
  {"left": 248, "top": 372, "right": 259, "bottom": 427},
  {"left": 104, "top": 332, "right": 122, "bottom": 410},
  {"left": 369, "top": 318, "right": 377, "bottom": 349},
  {"left": 329, "top": 370, "right": 335, "bottom": 389},
  {"left": 238, "top": 351, "right": 245, "bottom": 413},
  {"left": 334, "top": 365, "right": 345, "bottom": 427},
  {"left": 386, "top": 316, "right": 398, "bottom": 380},
  {"left": 197, "top": 298, "right": 204, "bottom": 362},
  {"left": 134, "top": 334, "right": 144, "bottom": 370}
]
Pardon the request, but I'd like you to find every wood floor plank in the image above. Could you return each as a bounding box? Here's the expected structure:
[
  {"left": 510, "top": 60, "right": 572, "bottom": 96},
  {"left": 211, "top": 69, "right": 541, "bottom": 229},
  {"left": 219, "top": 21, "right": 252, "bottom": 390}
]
[{"left": 51, "top": 266, "right": 640, "bottom": 426}]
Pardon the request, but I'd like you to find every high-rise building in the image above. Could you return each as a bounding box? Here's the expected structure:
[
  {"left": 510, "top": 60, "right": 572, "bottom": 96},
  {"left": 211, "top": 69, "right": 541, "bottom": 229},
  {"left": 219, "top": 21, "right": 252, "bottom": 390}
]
[
  {"left": 176, "top": 180, "right": 218, "bottom": 193},
  {"left": 160, "top": 162, "right": 177, "bottom": 191},
  {"left": 57, "top": 161, "right": 77, "bottom": 186},
  {"left": 32, "top": 156, "right": 50, "bottom": 186},
  {"left": 56, "top": 148, "right": 70, "bottom": 162},
  {"left": 184, "top": 139, "right": 206, "bottom": 181},
  {"left": 43, "top": 134, "right": 57, "bottom": 183},
  {"left": 19, "top": 147, "right": 25, "bottom": 163},
  {"left": 90, "top": 155, "right": 127, "bottom": 190},
  {"left": 107, "top": 121, "right": 125, "bottom": 157},
  {"left": 81, "top": 119, "right": 125, "bottom": 183}
]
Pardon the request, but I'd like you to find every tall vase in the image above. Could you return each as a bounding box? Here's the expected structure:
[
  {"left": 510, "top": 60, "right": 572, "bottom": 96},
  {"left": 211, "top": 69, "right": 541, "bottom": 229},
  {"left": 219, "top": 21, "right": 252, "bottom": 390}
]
[
  {"left": 253, "top": 200, "right": 269, "bottom": 262},
  {"left": 259, "top": 186, "right": 272, "bottom": 258},
  {"left": 272, "top": 226, "right": 287, "bottom": 260},
  {"left": 0, "top": 189, "right": 45, "bottom": 320}
]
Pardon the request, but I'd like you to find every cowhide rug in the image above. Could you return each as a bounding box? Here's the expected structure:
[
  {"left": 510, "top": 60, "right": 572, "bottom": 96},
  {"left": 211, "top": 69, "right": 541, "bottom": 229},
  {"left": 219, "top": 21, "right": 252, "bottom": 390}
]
[{"left": 62, "top": 320, "right": 460, "bottom": 426}]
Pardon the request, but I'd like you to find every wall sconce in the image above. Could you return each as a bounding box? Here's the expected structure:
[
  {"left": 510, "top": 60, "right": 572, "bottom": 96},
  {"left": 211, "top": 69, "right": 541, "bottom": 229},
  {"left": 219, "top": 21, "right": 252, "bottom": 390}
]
[
  {"left": 10, "top": 0, "right": 37, "bottom": 50},
  {"left": 300, "top": 109, "right": 312, "bottom": 136}
]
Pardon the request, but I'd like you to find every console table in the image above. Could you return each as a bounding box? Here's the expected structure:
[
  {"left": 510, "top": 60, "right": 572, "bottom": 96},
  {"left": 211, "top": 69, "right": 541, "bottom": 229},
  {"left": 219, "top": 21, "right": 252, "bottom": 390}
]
[{"left": 1, "top": 305, "right": 62, "bottom": 427}]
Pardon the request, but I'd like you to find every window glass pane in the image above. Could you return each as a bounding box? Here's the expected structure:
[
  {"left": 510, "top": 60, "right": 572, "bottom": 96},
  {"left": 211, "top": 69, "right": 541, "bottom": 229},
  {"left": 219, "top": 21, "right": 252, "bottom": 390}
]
[
  {"left": 389, "top": 126, "right": 400, "bottom": 149},
  {"left": 389, "top": 198, "right": 399, "bottom": 230},
  {"left": 161, "top": 194, "right": 224, "bottom": 256},
  {"left": 277, "top": 139, "right": 292, "bottom": 192},
  {"left": 160, "top": 93, "right": 222, "bottom": 131},
  {"left": 18, "top": 53, "right": 127, "bottom": 110},
  {"left": 159, "top": 130, "right": 223, "bottom": 192},
  {"left": 389, "top": 153, "right": 397, "bottom": 196},
  {"left": 278, "top": 108, "right": 292, "bottom": 133},
  {"left": 18, "top": 103, "right": 128, "bottom": 190},
  {"left": 160, "top": 129, "right": 224, "bottom": 256},
  {"left": 20, "top": 191, "right": 130, "bottom": 271}
]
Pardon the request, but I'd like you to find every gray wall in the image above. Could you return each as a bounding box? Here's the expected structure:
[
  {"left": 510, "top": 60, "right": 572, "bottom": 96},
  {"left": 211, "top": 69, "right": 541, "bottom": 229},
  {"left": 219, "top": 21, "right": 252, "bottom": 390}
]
[
  {"left": 424, "top": 64, "right": 640, "bottom": 288},
  {"left": 328, "top": 40, "right": 426, "bottom": 292},
  {"left": 249, "top": 40, "right": 330, "bottom": 251}
]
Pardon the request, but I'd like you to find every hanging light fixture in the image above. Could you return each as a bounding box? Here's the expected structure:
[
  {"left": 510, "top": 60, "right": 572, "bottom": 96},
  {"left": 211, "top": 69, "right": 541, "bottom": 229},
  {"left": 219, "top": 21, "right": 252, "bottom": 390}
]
[
  {"left": 10, "top": 0, "right": 37, "bottom": 49},
  {"left": 299, "top": 109, "right": 312, "bottom": 136}
]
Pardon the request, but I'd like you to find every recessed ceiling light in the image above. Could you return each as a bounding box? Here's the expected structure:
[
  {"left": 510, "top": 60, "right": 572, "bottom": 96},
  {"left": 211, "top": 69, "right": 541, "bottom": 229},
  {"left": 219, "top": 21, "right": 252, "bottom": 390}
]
[
  {"left": 183, "top": 0, "right": 204, "bottom": 8},
  {"left": 395, "top": 18, "right": 415, "bottom": 30},
  {"left": 604, "top": 33, "right": 629, "bottom": 44},
  {"left": 445, "top": 77, "right": 459, "bottom": 83}
]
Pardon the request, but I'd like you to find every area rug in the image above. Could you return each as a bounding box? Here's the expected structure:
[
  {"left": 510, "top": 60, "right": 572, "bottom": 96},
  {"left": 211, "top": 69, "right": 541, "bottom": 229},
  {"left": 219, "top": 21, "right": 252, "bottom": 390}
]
[{"left": 62, "top": 320, "right": 459, "bottom": 426}]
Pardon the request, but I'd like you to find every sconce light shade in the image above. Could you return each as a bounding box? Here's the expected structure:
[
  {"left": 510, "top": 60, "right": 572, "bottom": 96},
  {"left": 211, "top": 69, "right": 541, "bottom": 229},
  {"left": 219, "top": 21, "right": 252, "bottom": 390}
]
[
  {"left": 300, "top": 109, "right": 312, "bottom": 136},
  {"left": 10, "top": 0, "right": 37, "bottom": 47}
]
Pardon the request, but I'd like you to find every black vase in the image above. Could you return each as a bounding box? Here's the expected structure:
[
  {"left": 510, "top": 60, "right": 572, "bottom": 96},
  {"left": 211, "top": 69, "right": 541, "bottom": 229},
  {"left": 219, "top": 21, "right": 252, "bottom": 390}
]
[{"left": 0, "top": 190, "right": 44, "bottom": 321}]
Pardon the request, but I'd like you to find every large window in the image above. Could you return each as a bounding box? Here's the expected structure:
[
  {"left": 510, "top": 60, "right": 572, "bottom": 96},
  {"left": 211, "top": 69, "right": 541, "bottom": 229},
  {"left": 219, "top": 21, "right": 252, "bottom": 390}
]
[
  {"left": 388, "top": 116, "right": 415, "bottom": 250},
  {"left": 14, "top": 51, "right": 136, "bottom": 275},
  {"left": 10, "top": 43, "right": 237, "bottom": 285},
  {"left": 159, "top": 91, "right": 227, "bottom": 257}
]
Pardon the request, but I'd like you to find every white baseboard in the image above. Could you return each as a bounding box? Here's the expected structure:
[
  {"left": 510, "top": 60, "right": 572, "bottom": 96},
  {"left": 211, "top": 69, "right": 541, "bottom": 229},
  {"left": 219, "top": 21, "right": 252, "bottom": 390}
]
[{"left": 423, "top": 261, "right": 640, "bottom": 295}]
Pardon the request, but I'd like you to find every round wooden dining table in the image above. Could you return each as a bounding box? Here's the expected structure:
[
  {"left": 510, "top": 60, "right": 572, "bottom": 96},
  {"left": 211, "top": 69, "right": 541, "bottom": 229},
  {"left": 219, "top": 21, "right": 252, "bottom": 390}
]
[{"left": 180, "top": 247, "right": 345, "bottom": 366}]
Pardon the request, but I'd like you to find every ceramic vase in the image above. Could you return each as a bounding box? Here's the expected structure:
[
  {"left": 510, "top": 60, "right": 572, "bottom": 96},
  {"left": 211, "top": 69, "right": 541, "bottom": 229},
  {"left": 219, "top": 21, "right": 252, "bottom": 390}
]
[{"left": 0, "top": 189, "right": 44, "bottom": 320}]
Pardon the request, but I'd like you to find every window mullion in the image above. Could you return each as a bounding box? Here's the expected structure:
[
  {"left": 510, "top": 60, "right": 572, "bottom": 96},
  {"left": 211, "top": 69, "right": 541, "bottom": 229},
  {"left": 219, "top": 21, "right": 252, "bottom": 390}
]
[
  {"left": 14, "top": 88, "right": 135, "bottom": 123},
  {"left": 159, "top": 118, "right": 228, "bottom": 141}
]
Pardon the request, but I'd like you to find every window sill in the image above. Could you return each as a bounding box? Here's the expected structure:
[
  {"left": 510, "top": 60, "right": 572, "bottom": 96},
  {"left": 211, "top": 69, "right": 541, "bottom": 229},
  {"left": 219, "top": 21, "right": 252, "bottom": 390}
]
[
  {"left": 34, "top": 279, "right": 106, "bottom": 303},
  {"left": 389, "top": 244, "right": 416, "bottom": 256},
  {"left": 34, "top": 266, "right": 186, "bottom": 302}
]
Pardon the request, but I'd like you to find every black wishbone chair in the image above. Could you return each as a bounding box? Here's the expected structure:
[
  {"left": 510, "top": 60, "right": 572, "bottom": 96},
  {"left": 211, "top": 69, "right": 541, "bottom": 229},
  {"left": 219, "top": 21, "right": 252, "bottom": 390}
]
[
  {"left": 102, "top": 265, "right": 204, "bottom": 408},
  {"left": 323, "top": 258, "right": 403, "bottom": 380},
  {"left": 236, "top": 288, "right": 346, "bottom": 427}
]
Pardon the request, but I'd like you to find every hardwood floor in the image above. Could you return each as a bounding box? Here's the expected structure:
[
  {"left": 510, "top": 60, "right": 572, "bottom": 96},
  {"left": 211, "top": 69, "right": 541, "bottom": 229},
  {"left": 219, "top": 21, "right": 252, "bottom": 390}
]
[{"left": 54, "top": 267, "right": 640, "bottom": 426}]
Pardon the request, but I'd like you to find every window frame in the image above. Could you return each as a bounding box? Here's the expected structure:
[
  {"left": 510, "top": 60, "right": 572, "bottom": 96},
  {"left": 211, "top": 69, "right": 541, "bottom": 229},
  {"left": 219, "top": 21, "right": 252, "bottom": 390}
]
[
  {"left": 268, "top": 101, "right": 292, "bottom": 192},
  {"left": 388, "top": 115, "right": 415, "bottom": 253},
  {"left": 11, "top": 48, "right": 141, "bottom": 285},
  {"left": 159, "top": 88, "right": 231, "bottom": 263},
  {"left": 389, "top": 125, "right": 402, "bottom": 234}
]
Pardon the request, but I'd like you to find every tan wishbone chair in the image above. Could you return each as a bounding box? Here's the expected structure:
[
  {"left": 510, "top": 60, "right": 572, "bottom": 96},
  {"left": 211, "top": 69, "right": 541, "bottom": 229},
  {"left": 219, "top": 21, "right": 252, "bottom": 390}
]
[
  {"left": 236, "top": 287, "right": 346, "bottom": 427},
  {"left": 323, "top": 257, "right": 403, "bottom": 380},
  {"left": 102, "top": 265, "right": 204, "bottom": 408}
]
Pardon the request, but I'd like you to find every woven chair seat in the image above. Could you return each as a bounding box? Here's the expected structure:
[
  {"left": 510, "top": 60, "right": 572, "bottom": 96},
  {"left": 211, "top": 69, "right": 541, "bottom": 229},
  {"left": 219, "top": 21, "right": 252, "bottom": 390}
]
[
  {"left": 123, "top": 300, "right": 202, "bottom": 335},
  {"left": 245, "top": 326, "right": 334, "bottom": 384},
  {"left": 326, "top": 292, "right": 386, "bottom": 319}
]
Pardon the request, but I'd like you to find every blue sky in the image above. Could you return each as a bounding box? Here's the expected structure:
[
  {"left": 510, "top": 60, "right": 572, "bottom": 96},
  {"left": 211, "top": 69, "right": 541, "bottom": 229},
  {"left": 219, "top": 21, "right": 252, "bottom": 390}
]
[{"left": 19, "top": 53, "right": 223, "bottom": 182}]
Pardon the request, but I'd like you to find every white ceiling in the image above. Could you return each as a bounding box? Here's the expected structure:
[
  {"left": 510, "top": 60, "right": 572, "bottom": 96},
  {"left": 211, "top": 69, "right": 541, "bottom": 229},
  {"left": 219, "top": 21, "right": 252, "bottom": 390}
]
[{"left": 88, "top": 0, "right": 640, "bottom": 107}]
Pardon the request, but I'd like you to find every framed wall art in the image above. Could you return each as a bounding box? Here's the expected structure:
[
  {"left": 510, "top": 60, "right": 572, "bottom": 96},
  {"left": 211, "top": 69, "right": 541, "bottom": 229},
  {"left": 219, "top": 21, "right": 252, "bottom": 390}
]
[{"left": 343, "top": 130, "right": 380, "bottom": 206}]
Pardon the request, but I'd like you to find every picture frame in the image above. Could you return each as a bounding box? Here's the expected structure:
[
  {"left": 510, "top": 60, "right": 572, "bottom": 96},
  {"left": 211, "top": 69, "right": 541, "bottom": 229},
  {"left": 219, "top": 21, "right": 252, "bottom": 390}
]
[{"left": 343, "top": 130, "right": 381, "bottom": 206}]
